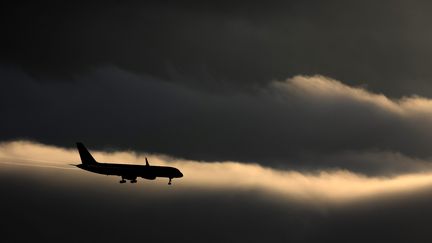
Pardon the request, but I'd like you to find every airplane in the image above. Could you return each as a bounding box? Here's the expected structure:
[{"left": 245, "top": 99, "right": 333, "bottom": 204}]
[{"left": 73, "top": 142, "right": 183, "bottom": 185}]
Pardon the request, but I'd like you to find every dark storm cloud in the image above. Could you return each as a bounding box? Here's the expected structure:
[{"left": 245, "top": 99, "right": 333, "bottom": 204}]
[
  {"left": 2, "top": 66, "right": 432, "bottom": 175},
  {"left": 3, "top": 1, "right": 432, "bottom": 96},
  {"left": 5, "top": 2, "right": 432, "bottom": 242}
]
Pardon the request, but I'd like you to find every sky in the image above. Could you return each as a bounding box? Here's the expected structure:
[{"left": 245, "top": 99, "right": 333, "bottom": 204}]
[{"left": 3, "top": 1, "right": 432, "bottom": 242}]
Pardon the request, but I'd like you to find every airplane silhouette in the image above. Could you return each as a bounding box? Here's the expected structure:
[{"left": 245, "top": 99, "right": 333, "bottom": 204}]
[{"left": 73, "top": 143, "right": 183, "bottom": 185}]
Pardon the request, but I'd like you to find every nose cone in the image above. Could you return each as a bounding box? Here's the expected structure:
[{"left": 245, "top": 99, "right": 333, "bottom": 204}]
[{"left": 177, "top": 170, "right": 183, "bottom": 178}]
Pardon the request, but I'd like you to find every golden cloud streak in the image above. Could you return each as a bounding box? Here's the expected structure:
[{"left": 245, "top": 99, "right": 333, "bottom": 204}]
[
  {"left": 273, "top": 75, "right": 432, "bottom": 119},
  {"left": 1, "top": 140, "right": 432, "bottom": 204}
]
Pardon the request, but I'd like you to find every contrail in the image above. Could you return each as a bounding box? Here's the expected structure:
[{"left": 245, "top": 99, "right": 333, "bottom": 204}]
[
  {"left": 0, "top": 156, "right": 78, "bottom": 170},
  {"left": 0, "top": 154, "right": 75, "bottom": 164}
]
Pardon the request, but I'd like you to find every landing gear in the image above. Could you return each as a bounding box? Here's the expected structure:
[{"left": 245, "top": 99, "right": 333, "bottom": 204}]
[
  {"left": 120, "top": 179, "right": 126, "bottom": 183},
  {"left": 168, "top": 177, "right": 172, "bottom": 185},
  {"left": 130, "top": 179, "right": 137, "bottom": 183}
]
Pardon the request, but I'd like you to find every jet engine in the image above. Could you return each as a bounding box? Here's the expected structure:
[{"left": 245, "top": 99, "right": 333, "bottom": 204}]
[{"left": 141, "top": 175, "right": 156, "bottom": 180}]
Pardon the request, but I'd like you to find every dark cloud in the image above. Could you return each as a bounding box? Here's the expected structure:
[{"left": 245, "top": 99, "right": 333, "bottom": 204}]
[
  {"left": 3, "top": 1, "right": 432, "bottom": 96},
  {"left": 4, "top": 2, "right": 432, "bottom": 241},
  {"left": 2, "top": 67, "right": 432, "bottom": 175}
]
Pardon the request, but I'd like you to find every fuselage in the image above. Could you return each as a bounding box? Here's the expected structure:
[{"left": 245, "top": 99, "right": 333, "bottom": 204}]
[{"left": 77, "top": 162, "right": 183, "bottom": 180}]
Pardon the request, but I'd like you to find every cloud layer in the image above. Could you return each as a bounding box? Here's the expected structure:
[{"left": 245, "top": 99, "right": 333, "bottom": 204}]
[
  {"left": 4, "top": 1, "right": 432, "bottom": 97},
  {"left": 2, "top": 67, "right": 432, "bottom": 175},
  {"left": 3, "top": 140, "right": 432, "bottom": 204},
  {"left": 3, "top": 141, "right": 432, "bottom": 242}
]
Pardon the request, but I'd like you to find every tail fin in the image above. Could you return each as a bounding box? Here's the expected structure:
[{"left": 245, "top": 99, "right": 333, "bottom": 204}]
[{"left": 76, "top": 142, "right": 97, "bottom": 164}]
